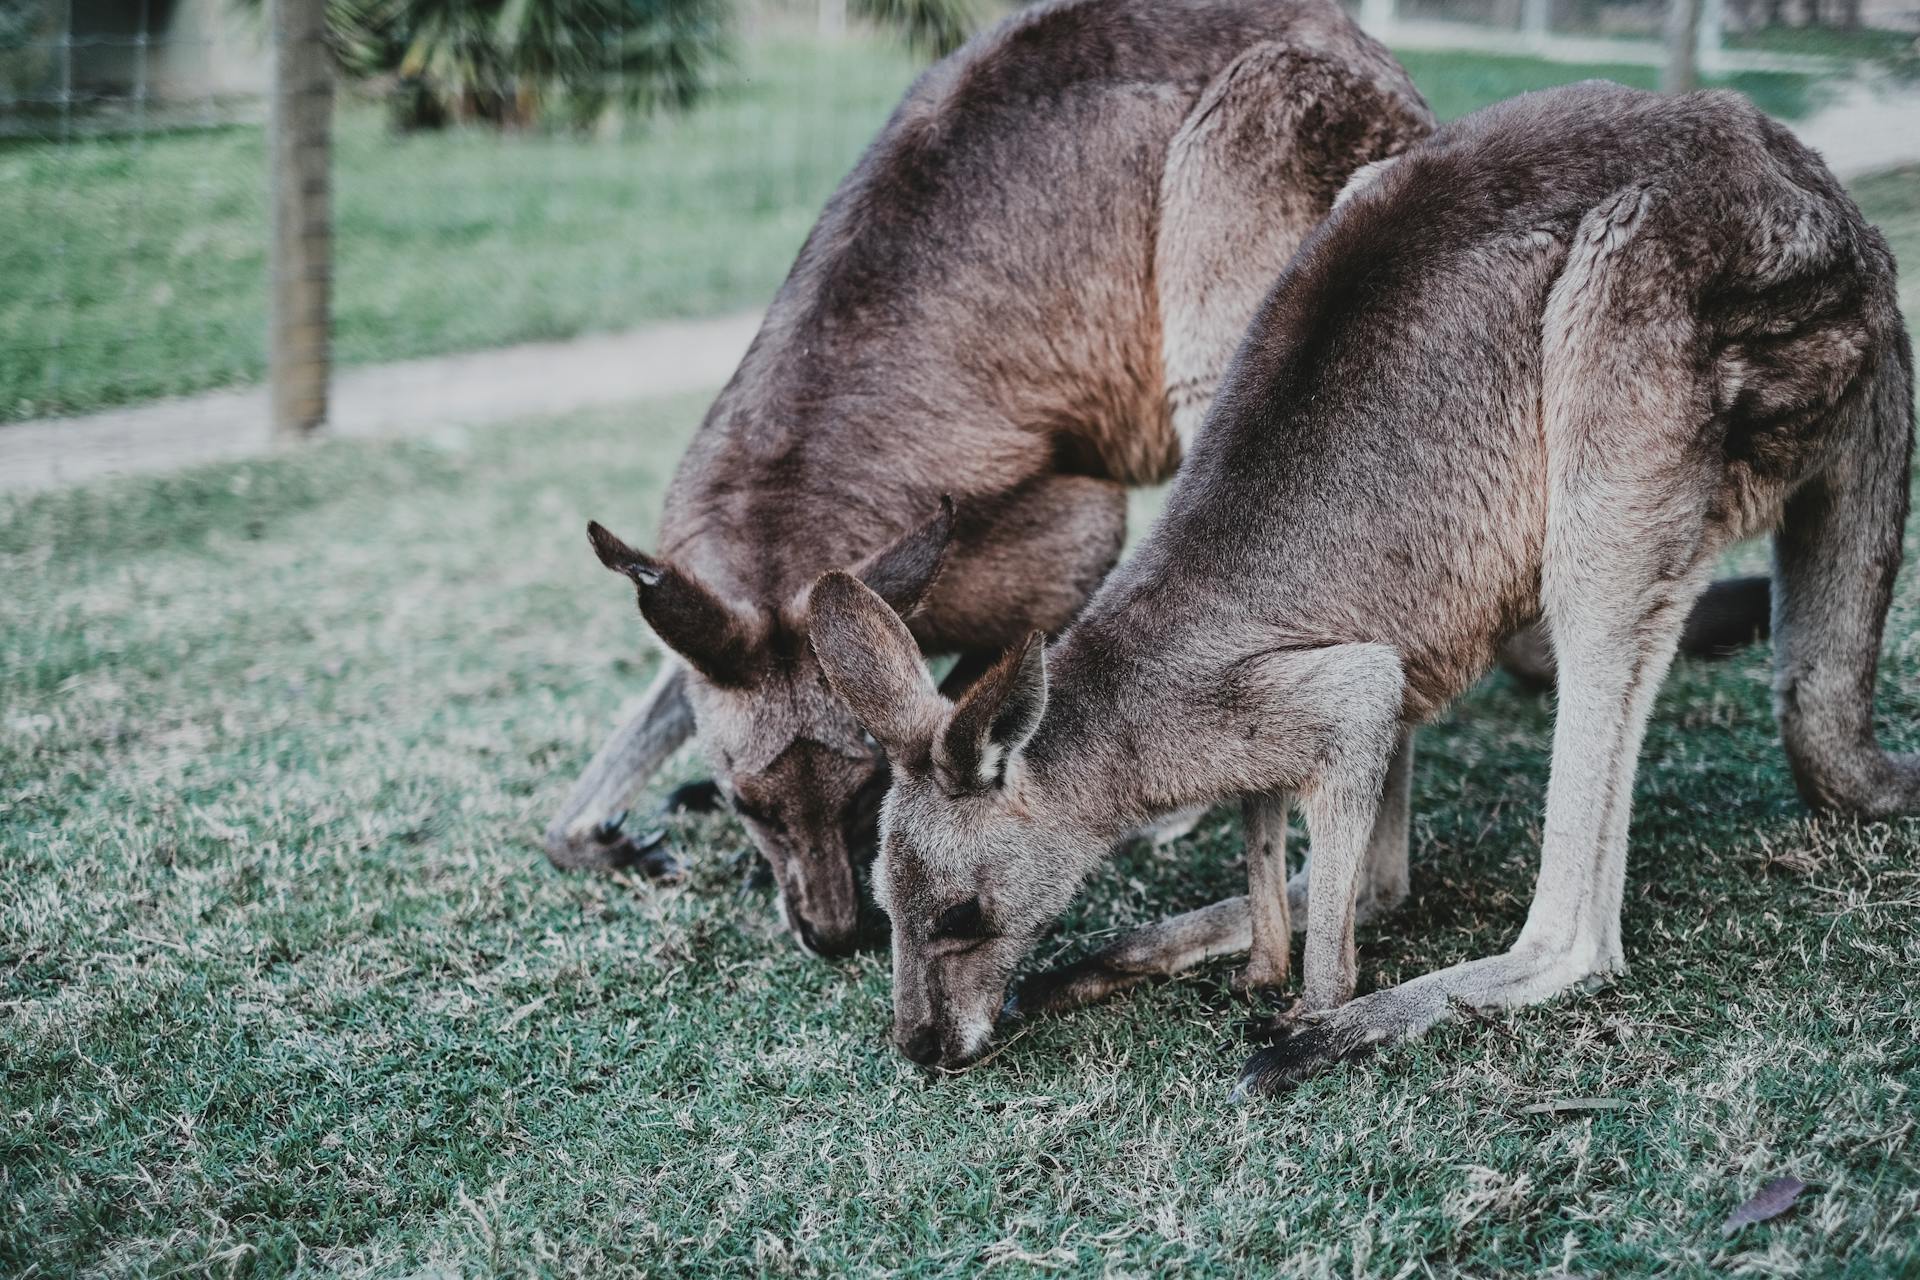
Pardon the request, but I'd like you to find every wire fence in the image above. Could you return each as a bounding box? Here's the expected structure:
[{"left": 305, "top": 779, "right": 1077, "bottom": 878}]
[
  {"left": 2, "top": 0, "right": 924, "bottom": 426},
  {"left": 1, "top": 0, "right": 1913, "bottom": 431}
]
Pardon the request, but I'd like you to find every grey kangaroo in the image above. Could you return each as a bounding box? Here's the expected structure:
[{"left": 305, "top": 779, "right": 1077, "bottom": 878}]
[
  {"left": 552, "top": 0, "right": 1442, "bottom": 953},
  {"left": 551, "top": 0, "right": 1766, "bottom": 956},
  {"left": 807, "top": 82, "right": 1915, "bottom": 1091}
]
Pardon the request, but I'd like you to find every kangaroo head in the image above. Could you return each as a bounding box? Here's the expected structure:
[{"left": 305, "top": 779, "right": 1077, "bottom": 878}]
[
  {"left": 584, "top": 502, "right": 954, "bottom": 957},
  {"left": 809, "top": 570, "right": 1102, "bottom": 1070}
]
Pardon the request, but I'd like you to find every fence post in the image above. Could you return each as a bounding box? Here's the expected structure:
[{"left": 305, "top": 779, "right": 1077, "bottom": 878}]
[
  {"left": 1522, "top": 0, "right": 1551, "bottom": 42},
  {"left": 1696, "top": 0, "right": 1724, "bottom": 76},
  {"left": 269, "top": 0, "right": 332, "bottom": 440},
  {"left": 1360, "top": 0, "right": 1398, "bottom": 33},
  {"left": 1663, "top": 0, "right": 1703, "bottom": 92}
]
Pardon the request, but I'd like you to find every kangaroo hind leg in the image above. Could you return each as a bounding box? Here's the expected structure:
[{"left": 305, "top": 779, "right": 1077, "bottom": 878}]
[{"left": 1238, "top": 185, "right": 1725, "bottom": 1098}]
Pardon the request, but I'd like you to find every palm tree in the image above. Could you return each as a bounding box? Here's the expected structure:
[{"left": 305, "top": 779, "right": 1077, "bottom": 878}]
[
  {"left": 287, "top": 0, "right": 729, "bottom": 128},
  {"left": 851, "top": 0, "right": 982, "bottom": 57},
  {"left": 252, "top": 0, "right": 984, "bottom": 130}
]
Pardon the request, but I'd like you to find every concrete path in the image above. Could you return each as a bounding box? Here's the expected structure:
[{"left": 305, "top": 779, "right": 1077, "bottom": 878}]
[
  {"left": 1790, "top": 81, "right": 1920, "bottom": 183},
  {"left": 0, "top": 311, "right": 761, "bottom": 494}
]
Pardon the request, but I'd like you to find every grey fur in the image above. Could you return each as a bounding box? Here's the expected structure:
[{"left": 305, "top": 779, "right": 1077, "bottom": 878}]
[{"left": 809, "top": 82, "right": 1915, "bottom": 1081}]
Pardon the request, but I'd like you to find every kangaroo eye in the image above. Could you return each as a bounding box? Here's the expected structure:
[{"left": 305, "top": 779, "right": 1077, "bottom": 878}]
[{"left": 933, "top": 898, "right": 985, "bottom": 940}]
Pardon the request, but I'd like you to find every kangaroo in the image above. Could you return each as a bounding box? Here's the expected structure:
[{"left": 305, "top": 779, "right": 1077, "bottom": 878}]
[
  {"left": 806, "top": 82, "right": 1915, "bottom": 1090},
  {"left": 549, "top": 0, "right": 1442, "bottom": 954},
  {"left": 549, "top": 0, "right": 1768, "bottom": 958}
]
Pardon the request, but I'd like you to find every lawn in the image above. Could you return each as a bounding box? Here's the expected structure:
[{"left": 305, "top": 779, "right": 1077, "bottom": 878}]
[
  {"left": 0, "top": 39, "right": 1820, "bottom": 422},
  {"left": 3, "top": 171, "right": 1918, "bottom": 1277},
  {"left": 1724, "top": 23, "right": 1919, "bottom": 66}
]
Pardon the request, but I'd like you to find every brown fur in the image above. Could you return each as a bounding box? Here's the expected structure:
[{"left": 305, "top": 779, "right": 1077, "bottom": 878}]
[{"left": 547, "top": 0, "right": 1437, "bottom": 954}]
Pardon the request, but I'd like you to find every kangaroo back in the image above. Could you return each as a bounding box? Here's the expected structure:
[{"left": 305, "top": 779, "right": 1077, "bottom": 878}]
[{"left": 1157, "top": 38, "right": 1432, "bottom": 445}]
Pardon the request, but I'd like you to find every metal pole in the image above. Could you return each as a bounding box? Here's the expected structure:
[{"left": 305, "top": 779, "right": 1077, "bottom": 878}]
[
  {"left": 269, "top": 0, "right": 331, "bottom": 440},
  {"left": 1522, "top": 0, "right": 1551, "bottom": 43},
  {"left": 1696, "top": 0, "right": 1725, "bottom": 76},
  {"left": 1663, "top": 0, "right": 1703, "bottom": 92},
  {"left": 1360, "top": 0, "right": 1398, "bottom": 34}
]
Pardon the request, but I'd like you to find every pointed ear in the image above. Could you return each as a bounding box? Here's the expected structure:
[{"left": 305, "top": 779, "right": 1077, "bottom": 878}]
[
  {"left": 807, "top": 570, "right": 942, "bottom": 763},
  {"left": 587, "top": 521, "right": 760, "bottom": 686},
  {"left": 935, "top": 631, "right": 1047, "bottom": 791},
  {"left": 852, "top": 495, "right": 955, "bottom": 618}
]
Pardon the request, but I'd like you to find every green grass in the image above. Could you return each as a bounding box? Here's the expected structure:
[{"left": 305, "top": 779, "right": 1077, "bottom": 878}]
[
  {"left": 3, "top": 171, "right": 1918, "bottom": 1278},
  {"left": 1725, "top": 23, "right": 1918, "bottom": 66},
  {"left": 0, "top": 35, "right": 922, "bottom": 422},
  {"left": 0, "top": 42, "right": 1819, "bottom": 422},
  {"left": 1395, "top": 48, "right": 1820, "bottom": 123}
]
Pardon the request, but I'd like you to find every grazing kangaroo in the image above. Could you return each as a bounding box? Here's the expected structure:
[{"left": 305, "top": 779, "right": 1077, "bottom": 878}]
[
  {"left": 551, "top": 0, "right": 1442, "bottom": 954},
  {"left": 550, "top": 0, "right": 1766, "bottom": 956},
  {"left": 807, "top": 82, "right": 1915, "bottom": 1089}
]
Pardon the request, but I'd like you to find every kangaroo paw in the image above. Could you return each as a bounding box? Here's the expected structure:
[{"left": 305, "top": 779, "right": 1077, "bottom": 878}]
[
  {"left": 1004, "top": 956, "right": 1148, "bottom": 1021},
  {"left": 617, "top": 828, "right": 683, "bottom": 882},
  {"left": 1231, "top": 1019, "right": 1378, "bottom": 1100}
]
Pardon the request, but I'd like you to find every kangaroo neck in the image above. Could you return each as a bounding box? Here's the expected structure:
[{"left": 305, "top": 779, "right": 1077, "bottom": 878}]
[{"left": 1024, "top": 607, "right": 1238, "bottom": 836}]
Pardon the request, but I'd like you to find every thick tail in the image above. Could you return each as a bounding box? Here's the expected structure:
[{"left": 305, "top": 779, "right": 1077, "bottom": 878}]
[
  {"left": 1772, "top": 329, "right": 1919, "bottom": 818},
  {"left": 1498, "top": 575, "right": 1774, "bottom": 689}
]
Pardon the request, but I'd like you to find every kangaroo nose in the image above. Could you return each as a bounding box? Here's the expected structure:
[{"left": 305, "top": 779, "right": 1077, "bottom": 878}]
[
  {"left": 796, "top": 916, "right": 858, "bottom": 959},
  {"left": 899, "top": 1026, "right": 942, "bottom": 1067}
]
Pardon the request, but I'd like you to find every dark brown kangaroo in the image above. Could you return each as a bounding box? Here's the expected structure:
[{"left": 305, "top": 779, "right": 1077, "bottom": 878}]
[
  {"left": 809, "top": 83, "right": 1913, "bottom": 1089},
  {"left": 549, "top": 0, "right": 1441, "bottom": 954}
]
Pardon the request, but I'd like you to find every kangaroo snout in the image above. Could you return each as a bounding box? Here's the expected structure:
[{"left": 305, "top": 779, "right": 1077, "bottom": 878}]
[
  {"left": 897, "top": 1025, "right": 945, "bottom": 1067},
  {"left": 775, "top": 852, "right": 866, "bottom": 958},
  {"left": 794, "top": 913, "right": 860, "bottom": 959}
]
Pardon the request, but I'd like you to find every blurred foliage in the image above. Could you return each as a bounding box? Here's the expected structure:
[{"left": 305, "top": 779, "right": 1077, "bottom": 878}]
[
  {"left": 852, "top": 0, "right": 982, "bottom": 58},
  {"left": 242, "top": 0, "right": 985, "bottom": 130},
  {"left": 0, "top": 0, "right": 60, "bottom": 102},
  {"left": 250, "top": 0, "right": 736, "bottom": 129}
]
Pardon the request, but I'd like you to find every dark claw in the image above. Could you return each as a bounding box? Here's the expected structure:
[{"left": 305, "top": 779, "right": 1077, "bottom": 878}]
[
  {"left": 1239, "top": 995, "right": 1307, "bottom": 1044},
  {"left": 1230, "top": 1023, "right": 1376, "bottom": 1102},
  {"left": 605, "top": 827, "right": 682, "bottom": 882},
  {"left": 1239, "top": 1014, "right": 1288, "bottom": 1045},
  {"left": 591, "top": 809, "right": 629, "bottom": 845},
  {"left": 634, "top": 845, "right": 686, "bottom": 883},
  {"left": 731, "top": 847, "right": 774, "bottom": 896},
  {"left": 661, "top": 780, "right": 725, "bottom": 815}
]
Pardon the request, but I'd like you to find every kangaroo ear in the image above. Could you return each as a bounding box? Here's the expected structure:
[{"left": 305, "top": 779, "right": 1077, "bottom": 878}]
[
  {"left": 807, "top": 570, "right": 942, "bottom": 763},
  {"left": 587, "top": 521, "right": 760, "bottom": 687},
  {"left": 853, "top": 495, "right": 955, "bottom": 619},
  {"left": 935, "top": 631, "right": 1047, "bottom": 791}
]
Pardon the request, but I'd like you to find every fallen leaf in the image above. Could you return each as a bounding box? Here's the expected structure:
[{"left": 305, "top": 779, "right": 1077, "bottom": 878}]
[
  {"left": 1721, "top": 1176, "right": 1807, "bottom": 1237},
  {"left": 501, "top": 994, "right": 553, "bottom": 1032},
  {"left": 1518, "top": 1097, "right": 1629, "bottom": 1116}
]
